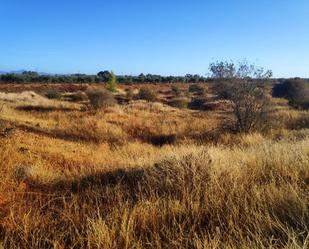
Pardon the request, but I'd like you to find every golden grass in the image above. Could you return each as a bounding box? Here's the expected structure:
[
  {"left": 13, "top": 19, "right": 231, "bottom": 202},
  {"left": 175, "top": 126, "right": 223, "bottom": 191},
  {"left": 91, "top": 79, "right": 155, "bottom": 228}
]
[{"left": 0, "top": 96, "right": 308, "bottom": 248}]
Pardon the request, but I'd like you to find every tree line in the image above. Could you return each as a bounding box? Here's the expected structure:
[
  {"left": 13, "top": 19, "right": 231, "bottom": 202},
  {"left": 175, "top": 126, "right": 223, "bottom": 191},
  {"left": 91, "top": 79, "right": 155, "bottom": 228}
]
[
  {"left": 1, "top": 69, "right": 308, "bottom": 87},
  {"left": 0, "top": 70, "right": 208, "bottom": 84}
]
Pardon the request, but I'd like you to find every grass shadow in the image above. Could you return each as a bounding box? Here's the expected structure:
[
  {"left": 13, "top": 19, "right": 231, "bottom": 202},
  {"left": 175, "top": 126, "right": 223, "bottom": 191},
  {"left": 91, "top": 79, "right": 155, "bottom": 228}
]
[
  {"left": 25, "top": 167, "right": 146, "bottom": 201},
  {"left": 16, "top": 105, "right": 74, "bottom": 113}
]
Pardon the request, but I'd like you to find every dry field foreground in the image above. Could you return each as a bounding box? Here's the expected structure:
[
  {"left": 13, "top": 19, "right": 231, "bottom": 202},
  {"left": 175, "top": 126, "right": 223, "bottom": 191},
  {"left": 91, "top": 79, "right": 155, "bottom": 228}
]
[{"left": 0, "top": 84, "right": 308, "bottom": 249}]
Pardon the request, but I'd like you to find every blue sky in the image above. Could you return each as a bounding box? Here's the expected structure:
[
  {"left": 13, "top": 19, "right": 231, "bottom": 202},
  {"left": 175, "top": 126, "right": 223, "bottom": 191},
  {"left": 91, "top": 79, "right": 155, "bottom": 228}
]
[{"left": 1, "top": 0, "right": 308, "bottom": 77}]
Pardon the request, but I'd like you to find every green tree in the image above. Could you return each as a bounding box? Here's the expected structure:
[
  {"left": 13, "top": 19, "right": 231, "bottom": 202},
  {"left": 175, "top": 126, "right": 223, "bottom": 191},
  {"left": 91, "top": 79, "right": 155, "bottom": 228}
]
[{"left": 97, "top": 70, "right": 111, "bottom": 82}]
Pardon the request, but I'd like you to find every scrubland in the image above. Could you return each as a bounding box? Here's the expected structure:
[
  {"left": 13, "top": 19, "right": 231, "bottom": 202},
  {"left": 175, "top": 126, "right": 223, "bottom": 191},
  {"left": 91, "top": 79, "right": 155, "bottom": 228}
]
[{"left": 0, "top": 84, "right": 308, "bottom": 249}]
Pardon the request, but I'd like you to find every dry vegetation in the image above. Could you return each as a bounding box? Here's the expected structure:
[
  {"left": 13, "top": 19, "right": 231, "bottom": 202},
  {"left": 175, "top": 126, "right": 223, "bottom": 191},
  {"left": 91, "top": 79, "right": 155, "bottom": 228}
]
[{"left": 0, "top": 83, "right": 308, "bottom": 249}]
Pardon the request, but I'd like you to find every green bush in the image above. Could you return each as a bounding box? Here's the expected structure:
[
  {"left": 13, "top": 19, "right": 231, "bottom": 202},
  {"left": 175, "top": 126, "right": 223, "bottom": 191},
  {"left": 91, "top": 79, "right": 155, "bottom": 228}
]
[
  {"left": 86, "top": 90, "right": 116, "bottom": 110},
  {"left": 138, "top": 87, "right": 157, "bottom": 102},
  {"left": 46, "top": 90, "right": 62, "bottom": 99}
]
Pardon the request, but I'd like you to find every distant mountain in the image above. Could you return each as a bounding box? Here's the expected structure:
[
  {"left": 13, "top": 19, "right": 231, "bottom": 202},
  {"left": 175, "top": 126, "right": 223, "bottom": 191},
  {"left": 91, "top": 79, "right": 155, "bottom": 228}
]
[
  {"left": 0, "top": 70, "right": 51, "bottom": 75},
  {"left": 10, "top": 70, "right": 27, "bottom": 74},
  {"left": 0, "top": 70, "right": 26, "bottom": 75}
]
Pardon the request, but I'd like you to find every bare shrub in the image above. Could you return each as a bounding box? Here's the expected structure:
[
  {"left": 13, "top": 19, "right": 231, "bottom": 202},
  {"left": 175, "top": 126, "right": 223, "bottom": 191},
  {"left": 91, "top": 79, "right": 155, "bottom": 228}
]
[
  {"left": 230, "top": 82, "right": 272, "bottom": 132},
  {"left": 86, "top": 90, "right": 116, "bottom": 110}
]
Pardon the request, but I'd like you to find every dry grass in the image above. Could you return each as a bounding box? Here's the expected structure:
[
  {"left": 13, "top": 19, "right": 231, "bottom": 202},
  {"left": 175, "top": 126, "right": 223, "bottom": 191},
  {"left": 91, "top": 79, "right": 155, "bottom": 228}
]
[{"left": 0, "top": 89, "right": 308, "bottom": 248}]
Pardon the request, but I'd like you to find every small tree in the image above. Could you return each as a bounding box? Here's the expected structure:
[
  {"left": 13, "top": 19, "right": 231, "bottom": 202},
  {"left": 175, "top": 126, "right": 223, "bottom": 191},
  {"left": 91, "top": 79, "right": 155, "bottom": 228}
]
[
  {"left": 106, "top": 71, "right": 118, "bottom": 92},
  {"left": 210, "top": 60, "right": 273, "bottom": 133},
  {"left": 228, "top": 82, "right": 271, "bottom": 132},
  {"left": 209, "top": 61, "right": 236, "bottom": 79}
]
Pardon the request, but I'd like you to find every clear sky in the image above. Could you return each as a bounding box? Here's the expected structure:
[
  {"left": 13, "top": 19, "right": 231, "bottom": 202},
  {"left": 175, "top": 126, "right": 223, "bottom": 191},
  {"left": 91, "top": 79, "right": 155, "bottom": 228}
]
[{"left": 1, "top": 0, "right": 308, "bottom": 77}]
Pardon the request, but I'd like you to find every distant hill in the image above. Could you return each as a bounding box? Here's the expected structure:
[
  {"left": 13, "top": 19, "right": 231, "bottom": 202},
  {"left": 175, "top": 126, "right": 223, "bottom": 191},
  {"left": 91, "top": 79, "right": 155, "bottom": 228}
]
[{"left": 0, "top": 70, "right": 26, "bottom": 75}]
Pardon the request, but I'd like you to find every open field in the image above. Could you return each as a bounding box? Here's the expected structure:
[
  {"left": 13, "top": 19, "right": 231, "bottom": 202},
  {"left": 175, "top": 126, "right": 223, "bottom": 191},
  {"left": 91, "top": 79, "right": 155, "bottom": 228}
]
[{"left": 0, "top": 83, "right": 308, "bottom": 248}]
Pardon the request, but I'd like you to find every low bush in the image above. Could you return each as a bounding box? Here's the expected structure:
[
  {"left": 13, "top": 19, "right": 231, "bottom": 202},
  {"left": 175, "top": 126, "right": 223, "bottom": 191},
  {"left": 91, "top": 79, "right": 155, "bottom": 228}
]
[
  {"left": 272, "top": 79, "right": 309, "bottom": 109},
  {"left": 275, "top": 110, "right": 309, "bottom": 130},
  {"left": 213, "top": 80, "right": 234, "bottom": 99},
  {"left": 171, "top": 84, "right": 181, "bottom": 96},
  {"left": 69, "top": 91, "right": 88, "bottom": 102},
  {"left": 287, "top": 114, "right": 309, "bottom": 129},
  {"left": 126, "top": 88, "right": 135, "bottom": 100},
  {"left": 188, "top": 84, "right": 207, "bottom": 95},
  {"left": 168, "top": 98, "right": 188, "bottom": 109},
  {"left": 46, "top": 90, "right": 62, "bottom": 99},
  {"left": 86, "top": 90, "right": 116, "bottom": 110},
  {"left": 203, "top": 100, "right": 233, "bottom": 111},
  {"left": 138, "top": 87, "right": 157, "bottom": 102},
  {"left": 188, "top": 98, "right": 207, "bottom": 110}
]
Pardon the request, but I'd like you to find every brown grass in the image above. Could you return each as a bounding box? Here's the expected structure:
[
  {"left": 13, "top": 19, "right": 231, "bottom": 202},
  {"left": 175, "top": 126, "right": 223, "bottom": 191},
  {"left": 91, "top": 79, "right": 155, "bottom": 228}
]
[{"left": 0, "top": 87, "right": 308, "bottom": 248}]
